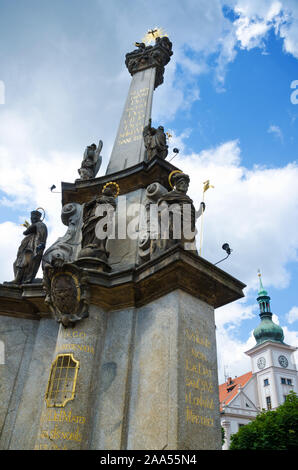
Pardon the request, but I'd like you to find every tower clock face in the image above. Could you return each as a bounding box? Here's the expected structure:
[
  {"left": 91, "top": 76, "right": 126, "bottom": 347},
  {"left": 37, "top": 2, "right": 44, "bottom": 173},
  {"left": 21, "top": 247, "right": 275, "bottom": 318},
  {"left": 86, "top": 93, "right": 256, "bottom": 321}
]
[
  {"left": 278, "top": 355, "right": 288, "bottom": 368},
  {"left": 257, "top": 357, "right": 266, "bottom": 369}
]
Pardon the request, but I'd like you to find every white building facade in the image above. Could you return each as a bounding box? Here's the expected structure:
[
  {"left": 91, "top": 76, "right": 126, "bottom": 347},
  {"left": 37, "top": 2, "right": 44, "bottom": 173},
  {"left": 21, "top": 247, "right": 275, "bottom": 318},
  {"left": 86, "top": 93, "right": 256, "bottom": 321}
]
[{"left": 220, "top": 274, "right": 297, "bottom": 450}]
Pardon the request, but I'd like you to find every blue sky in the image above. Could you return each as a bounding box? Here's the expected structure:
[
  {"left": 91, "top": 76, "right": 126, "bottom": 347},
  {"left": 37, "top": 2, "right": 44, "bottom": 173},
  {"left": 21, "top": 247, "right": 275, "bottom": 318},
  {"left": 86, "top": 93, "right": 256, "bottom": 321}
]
[{"left": 0, "top": 0, "right": 298, "bottom": 381}]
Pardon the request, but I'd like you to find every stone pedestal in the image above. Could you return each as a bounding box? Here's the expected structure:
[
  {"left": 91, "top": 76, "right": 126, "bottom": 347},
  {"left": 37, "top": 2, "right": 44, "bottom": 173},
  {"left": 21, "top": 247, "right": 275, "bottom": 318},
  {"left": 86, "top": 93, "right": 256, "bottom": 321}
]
[{"left": 31, "top": 247, "right": 244, "bottom": 450}]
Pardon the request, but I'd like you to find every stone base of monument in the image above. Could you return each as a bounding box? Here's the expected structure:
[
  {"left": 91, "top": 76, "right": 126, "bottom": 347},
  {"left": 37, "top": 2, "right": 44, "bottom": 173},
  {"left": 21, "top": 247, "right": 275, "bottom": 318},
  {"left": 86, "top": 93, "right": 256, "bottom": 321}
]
[{"left": 0, "top": 247, "right": 245, "bottom": 450}]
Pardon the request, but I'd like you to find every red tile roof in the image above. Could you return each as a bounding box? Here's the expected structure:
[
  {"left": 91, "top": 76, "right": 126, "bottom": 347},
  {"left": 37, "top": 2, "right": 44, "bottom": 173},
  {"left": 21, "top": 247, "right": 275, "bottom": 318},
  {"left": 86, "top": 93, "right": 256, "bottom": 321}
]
[{"left": 219, "top": 371, "right": 252, "bottom": 411}]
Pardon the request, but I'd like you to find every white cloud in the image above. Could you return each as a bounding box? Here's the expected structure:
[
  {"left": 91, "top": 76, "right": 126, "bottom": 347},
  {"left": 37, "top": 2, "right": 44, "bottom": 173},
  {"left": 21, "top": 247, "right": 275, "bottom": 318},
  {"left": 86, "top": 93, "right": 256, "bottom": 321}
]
[
  {"left": 268, "top": 124, "right": 284, "bottom": 141},
  {"left": 286, "top": 306, "right": 298, "bottom": 324}
]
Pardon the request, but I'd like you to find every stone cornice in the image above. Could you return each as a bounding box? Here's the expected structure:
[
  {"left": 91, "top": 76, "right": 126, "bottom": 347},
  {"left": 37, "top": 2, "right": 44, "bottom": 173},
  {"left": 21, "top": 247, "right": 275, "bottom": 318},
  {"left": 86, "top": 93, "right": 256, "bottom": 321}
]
[
  {"left": 61, "top": 157, "right": 181, "bottom": 205},
  {"left": 245, "top": 341, "right": 297, "bottom": 356},
  {"left": 0, "top": 245, "right": 246, "bottom": 319}
]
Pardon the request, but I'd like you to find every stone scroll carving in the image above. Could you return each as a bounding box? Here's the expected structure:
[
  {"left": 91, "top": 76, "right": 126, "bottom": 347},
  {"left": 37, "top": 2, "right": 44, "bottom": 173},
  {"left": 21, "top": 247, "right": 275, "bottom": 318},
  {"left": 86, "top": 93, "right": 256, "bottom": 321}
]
[
  {"left": 125, "top": 36, "right": 173, "bottom": 89},
  {"left": 42, "top": 203, "right": 83, "bottom": 269}
]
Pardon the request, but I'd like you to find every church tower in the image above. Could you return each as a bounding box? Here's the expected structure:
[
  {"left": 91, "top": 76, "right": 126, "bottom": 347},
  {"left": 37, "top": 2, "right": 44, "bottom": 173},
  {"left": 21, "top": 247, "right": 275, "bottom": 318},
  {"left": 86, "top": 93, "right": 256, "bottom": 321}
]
[{"left": 245, "top": 273, "right": 297, "bottom": 411}]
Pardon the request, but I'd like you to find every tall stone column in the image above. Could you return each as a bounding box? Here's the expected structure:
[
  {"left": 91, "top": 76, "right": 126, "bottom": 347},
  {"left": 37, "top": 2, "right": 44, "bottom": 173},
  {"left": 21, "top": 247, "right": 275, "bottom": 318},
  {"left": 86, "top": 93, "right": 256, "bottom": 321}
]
[
  {"left": 106, "top": 68, "right": 156, "bottom": 174},
  {"left": 106, "top": 36, "right": 173, "bottom": 174}
]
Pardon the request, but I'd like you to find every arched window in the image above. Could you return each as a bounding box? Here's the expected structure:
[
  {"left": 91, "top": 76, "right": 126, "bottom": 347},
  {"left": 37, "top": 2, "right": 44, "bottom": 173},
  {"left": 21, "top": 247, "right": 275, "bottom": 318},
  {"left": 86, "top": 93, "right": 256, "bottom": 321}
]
[{"left": 45, "top": 353, "right": 79, "bottom": 407}]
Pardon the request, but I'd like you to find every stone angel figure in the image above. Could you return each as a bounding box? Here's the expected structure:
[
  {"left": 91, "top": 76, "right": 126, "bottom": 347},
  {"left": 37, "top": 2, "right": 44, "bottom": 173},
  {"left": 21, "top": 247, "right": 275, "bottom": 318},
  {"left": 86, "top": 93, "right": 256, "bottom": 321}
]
[{"left": 78, "top": 140, "right": 103, "bottom": 180}]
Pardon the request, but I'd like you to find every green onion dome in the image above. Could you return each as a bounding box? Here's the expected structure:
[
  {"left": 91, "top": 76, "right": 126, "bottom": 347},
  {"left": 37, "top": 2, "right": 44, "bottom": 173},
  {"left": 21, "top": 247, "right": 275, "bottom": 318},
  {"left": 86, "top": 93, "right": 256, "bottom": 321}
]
[{"left": 253, "top": 272, "right": 284, "bottom": 345}]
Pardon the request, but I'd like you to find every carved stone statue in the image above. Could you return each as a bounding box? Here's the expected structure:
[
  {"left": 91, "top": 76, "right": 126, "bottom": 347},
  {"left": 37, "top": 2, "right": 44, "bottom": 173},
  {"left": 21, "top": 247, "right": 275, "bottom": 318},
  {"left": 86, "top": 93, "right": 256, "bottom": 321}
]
[
  {"left": 78, "top": 140, "right": 103, "bottom": 180},
  {"left": 154, "top": 172, "right": 205, "bottom": 256},
  {"left": 137, "top": 182, "right": 168, "bottom": 264},
  {"left": 77, "top": 183, "right": 118, "bottom": 266},
  {"left": 143, "top": 119, "right": 168, "bottom": 161},
  {"left": 8, "top": 210, "right": 48, "bottom": 284},
  {"left": 42, "top": 203, "right": 83, "bottom": 269},
  {"left": 125, "top": 36, "right": 173, "bottom": 89}
]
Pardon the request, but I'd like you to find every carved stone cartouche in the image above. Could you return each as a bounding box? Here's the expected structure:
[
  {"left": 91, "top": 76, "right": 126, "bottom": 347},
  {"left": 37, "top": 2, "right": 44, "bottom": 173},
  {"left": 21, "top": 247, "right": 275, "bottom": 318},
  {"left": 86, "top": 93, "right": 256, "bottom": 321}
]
[{"left": 43, "top": 262, "right": 89, "bottom": 328}]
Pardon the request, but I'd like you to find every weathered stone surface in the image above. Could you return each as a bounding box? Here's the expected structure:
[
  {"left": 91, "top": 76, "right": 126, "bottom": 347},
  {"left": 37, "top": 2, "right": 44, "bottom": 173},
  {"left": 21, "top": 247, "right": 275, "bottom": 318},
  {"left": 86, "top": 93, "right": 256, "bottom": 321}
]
[
  {"left": 90, "top": 308, "right": 135, "bottom": 450},
  {"left": 106, "top": 188, "right": 145, "bottom": 271},
  {"left": 177, "top": 291, "right": 221, "bottom": 450},
  {"left": 0, "top": 316, "right": 38, "bottom": 449},
  {"left": 127, "top": 293, "right": 178, "bottom": 450},
  {"left": 34, "top": 306, "right": 106, "bottom": 450},
  {"left": 7, "top": 319, "right": 59, "bottom": 450},
  {"left": 126, "top": 290, "right": 221, "bottom": 450}
]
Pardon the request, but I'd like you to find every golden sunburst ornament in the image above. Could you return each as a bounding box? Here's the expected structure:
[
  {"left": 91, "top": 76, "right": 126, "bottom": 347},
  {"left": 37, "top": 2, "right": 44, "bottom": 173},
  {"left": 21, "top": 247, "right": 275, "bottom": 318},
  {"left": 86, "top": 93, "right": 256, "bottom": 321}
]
[
  {"left": 142, "top": 27, "right": 168, "bottom": 45},
  {"left": 102, "top": 181, "right": 120, "bottom": 198}
]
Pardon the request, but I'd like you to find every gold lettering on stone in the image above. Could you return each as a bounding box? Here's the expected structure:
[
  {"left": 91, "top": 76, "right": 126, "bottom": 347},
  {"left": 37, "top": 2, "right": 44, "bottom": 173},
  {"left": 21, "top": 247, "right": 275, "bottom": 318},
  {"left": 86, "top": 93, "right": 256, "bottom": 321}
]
[
  {"left": 62, "top": 331, "right": 87, "bottom": 339},
  {"left": 185, "top": 390, "right": 214, "bottom": 410},
  {"left": 186, "top": 406, "right": 214, "bottom": 427},
  {"left": 117, "top": 87, "right": 149, "bottom": 145},
  {"left": 185, "top": 328, "right": 211, "bottom": 349},
  {"left": 39, "top": 424, "right": 82, "bottom": 442},
  {"left": 57, "top": 343, "right": 95, "bottom": 355},
  {"left": 42, "top": 408, "right": 86, "bottom": 425},
  {"left": 185, "top": 376, "right": 214, "bottom": 393},
  {"left": 184, "top": 328, "right": 216, "bottom": 429}
]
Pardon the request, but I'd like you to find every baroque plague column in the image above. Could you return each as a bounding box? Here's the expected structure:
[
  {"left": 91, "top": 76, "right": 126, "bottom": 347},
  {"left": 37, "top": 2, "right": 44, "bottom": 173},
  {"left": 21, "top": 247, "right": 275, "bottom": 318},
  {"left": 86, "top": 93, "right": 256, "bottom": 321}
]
[{"left": 0, "top": 34, "right": 246, "bottom": 451}]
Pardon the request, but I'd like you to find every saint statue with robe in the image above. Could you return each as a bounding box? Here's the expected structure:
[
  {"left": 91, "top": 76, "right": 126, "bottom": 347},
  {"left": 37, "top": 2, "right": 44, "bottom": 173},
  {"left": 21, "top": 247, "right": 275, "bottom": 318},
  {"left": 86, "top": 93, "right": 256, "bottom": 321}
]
[
  {"left": 143, "top": 119, "right": 168, "bottom": 161},
  {"left": 153, "top": 172, "right": 205, "bottom": 256},
  {"left": 9, "top": 210, "right": 48, "bottom": 284}
]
